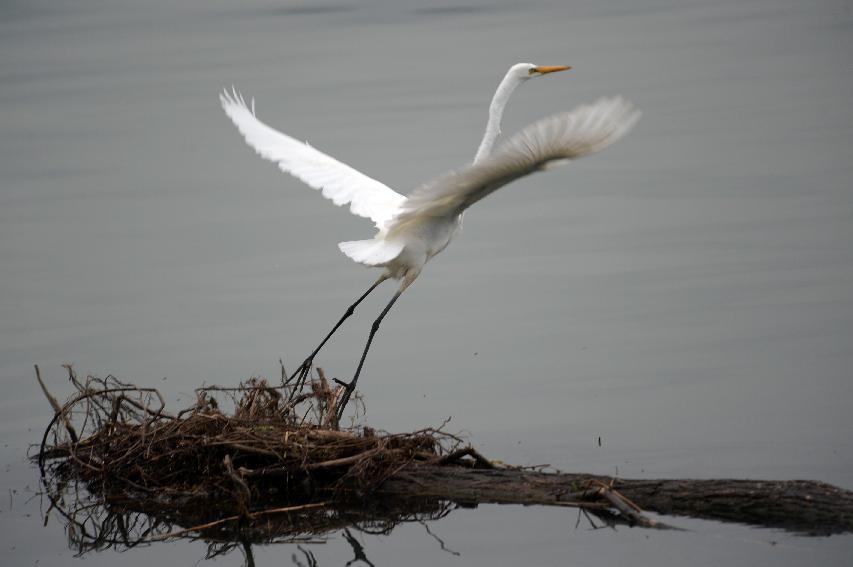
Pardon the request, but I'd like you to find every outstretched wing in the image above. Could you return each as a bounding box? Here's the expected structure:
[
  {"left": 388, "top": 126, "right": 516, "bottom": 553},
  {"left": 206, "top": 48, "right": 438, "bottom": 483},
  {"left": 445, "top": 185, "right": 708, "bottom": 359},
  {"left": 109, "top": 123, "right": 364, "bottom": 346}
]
[
  {"left": 390, "top": 97, "right": 640, "bottom": 230},
  {"left": 220, "top": 89, "right": 406, "bottom": 228}
]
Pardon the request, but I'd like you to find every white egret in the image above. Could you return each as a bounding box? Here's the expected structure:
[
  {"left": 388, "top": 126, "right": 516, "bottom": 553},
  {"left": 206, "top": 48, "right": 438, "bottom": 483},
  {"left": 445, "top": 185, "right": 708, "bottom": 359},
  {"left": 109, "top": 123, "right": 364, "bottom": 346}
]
[{"left": 220, "top": 63, "right": 640, "bottom": 418}]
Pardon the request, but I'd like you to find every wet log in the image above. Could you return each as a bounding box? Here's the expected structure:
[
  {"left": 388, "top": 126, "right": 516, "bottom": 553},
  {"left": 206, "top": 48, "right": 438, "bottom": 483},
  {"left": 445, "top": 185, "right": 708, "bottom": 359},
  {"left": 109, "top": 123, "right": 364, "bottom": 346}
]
[{"left": 377, "top": 465, "right": 853, "bottom": 535}]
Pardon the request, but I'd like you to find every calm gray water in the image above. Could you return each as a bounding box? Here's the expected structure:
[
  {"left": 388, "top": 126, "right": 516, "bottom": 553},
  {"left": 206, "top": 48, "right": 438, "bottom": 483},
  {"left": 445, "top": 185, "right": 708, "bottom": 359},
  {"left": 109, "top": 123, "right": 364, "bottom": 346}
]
[{"left": 2, "top": 0, "right": 852, "bottom": 564}]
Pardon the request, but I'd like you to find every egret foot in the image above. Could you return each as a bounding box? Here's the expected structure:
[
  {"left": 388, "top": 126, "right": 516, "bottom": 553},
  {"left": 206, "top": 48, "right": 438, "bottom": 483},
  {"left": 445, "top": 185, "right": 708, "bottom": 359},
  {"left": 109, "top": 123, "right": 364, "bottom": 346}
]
[{"left": 333, "top": 377, "right": 357, "bottom": 423}]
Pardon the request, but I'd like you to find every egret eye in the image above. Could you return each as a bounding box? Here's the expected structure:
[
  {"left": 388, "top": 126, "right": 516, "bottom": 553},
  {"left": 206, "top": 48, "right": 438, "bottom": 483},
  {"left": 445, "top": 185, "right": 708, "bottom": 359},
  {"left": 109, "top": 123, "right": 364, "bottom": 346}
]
[{"left": 528, "top": 68, "right": 539, "bottom": 75}]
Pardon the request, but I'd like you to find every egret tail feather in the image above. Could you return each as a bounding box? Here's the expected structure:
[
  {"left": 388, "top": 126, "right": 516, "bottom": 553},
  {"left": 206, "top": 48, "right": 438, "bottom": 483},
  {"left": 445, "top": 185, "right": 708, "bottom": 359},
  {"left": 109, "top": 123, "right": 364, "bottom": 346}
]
[{"left": 338, "top": 238, "right": 404, "bottom": 267}]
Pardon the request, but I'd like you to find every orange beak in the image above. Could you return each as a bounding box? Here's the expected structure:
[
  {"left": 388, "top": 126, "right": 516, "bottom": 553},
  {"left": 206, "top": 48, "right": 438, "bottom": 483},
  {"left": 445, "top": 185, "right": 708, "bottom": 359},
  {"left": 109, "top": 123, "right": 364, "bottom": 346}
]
[{"left": 531, "top": 65, "right": 572, "bottom": 75}]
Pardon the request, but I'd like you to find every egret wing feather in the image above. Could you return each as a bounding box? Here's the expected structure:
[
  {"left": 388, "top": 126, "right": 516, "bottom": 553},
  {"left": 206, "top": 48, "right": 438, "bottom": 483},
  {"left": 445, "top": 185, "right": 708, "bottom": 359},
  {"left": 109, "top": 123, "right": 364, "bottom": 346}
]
[
  {"left": 220, "top": 89, "right": 406, "bottom": 227},
  {"left": 392, "top": 97, "right": 639, "bottom": 228}
]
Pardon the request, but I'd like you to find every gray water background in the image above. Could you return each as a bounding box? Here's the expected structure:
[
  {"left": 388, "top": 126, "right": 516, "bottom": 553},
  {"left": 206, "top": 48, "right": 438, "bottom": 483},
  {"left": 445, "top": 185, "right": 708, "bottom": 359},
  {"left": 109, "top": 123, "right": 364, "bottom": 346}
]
[{"left": 1, "top": 0, "right": 852, "bottom": 564}]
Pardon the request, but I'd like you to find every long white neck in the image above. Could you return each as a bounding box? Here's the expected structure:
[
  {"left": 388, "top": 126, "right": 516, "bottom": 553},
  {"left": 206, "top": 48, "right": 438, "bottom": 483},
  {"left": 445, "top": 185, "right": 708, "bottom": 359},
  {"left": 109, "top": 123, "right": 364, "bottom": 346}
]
[{"left": 473, "top": 70, "right": 526, "bottom": 164}]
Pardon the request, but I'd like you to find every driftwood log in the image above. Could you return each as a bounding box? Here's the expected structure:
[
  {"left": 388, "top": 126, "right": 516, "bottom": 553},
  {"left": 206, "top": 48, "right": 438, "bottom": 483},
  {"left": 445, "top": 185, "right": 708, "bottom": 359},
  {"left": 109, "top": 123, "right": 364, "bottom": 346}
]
[{"left": 378, "top": 465, "right": 853, "bottom": 535}]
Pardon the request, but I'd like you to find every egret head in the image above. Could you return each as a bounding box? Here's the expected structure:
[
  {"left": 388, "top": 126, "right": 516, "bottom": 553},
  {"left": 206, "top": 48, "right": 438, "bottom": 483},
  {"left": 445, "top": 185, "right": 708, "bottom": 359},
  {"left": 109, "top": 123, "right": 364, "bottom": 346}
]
[
  {"left": 475, "top": 62, "right": 573, "bottom": 163},
  {"left": 511, "top": 63, "right": 572, "bottom": 81}
]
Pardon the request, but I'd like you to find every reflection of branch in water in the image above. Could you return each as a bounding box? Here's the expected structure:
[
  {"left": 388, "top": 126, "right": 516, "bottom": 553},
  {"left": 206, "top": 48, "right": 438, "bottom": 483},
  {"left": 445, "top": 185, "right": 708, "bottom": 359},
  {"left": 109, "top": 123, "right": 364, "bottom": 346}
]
[
  {"left": 419, "top": 520, "right": 460, "bottom": 557},
  {"left": 38, "top": 458, "right": 456, "bottom": 565},
  {"left": 342, "top": 528, "right": 375, "bottom": 567},
  {"left": 145, "top": 502, "right": 331, "bottom": 543},
  {"left": 241, "top": 539, "right": 256, "bottom": 567},
  {"left": 292, "top": 546, "right": 318, "bottom": 567}
]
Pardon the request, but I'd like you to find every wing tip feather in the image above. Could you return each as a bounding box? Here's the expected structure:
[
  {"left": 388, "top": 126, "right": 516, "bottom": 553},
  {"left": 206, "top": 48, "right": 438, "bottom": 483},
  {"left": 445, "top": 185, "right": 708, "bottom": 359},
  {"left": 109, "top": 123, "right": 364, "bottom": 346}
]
[{"left": 220, "top": 86, "right": 257, "bottom": 117}]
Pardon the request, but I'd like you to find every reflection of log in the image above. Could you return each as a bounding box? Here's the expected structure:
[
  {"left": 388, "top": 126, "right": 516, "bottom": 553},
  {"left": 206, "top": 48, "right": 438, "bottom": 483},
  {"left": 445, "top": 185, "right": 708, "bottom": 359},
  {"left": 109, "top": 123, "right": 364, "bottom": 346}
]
[{"left": 377, "top": 465, "right": 853, "bottom": 535}]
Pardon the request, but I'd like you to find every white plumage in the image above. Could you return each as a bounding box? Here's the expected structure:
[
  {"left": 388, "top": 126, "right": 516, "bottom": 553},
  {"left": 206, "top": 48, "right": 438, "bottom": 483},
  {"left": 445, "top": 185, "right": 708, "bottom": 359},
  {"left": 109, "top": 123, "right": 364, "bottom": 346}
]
[
  {"left": 220, "top": 63, "right": 640, "bottom": 418},
  {"left": 220, "top": 89, "right": 405, "bottom": 229},
  {"left": 393, "top": 97, "right": 640, "bottom": 226},
  {"left": 220, "top": 92, "right": 638, "bottom": 282}
]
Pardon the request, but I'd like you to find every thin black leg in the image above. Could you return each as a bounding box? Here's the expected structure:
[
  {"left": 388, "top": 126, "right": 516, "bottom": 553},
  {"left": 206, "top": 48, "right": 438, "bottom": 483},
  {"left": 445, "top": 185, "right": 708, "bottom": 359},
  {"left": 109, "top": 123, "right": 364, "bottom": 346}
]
[
  {"left": 290, "top": 275, "right": 388, "bottom": 388},
  {"left": 335, "top": 289, "right": 403, "bottom": 422}
]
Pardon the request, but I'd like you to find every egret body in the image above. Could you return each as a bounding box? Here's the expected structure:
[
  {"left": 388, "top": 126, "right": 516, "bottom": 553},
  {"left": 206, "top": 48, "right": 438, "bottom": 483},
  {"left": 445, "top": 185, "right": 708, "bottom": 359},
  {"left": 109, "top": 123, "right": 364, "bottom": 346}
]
[{"left": 221, "top": 63, "right": 640, "bottom": 418}]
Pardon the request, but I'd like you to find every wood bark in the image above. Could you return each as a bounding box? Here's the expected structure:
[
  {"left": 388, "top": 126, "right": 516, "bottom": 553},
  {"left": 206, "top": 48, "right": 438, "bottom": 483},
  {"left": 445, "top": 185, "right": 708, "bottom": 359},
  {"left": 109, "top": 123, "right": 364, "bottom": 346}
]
[{"left": 376, "top": 465, "right": 853, "bottom": 535}]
